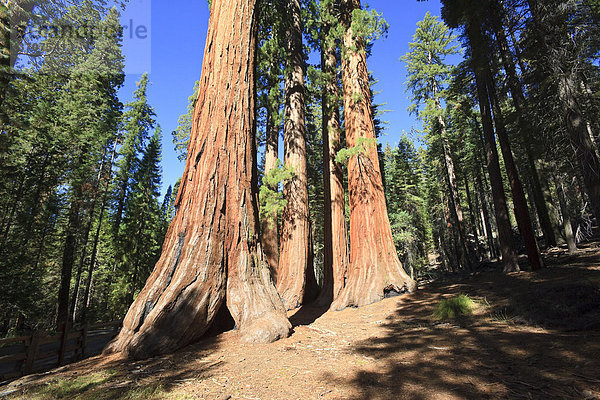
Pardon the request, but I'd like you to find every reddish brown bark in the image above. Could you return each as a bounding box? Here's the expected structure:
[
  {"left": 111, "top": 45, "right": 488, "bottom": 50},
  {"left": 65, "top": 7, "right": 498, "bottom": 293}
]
[
  {"left": 487, "top": 78, "right": 544, "bottom": 271},
  {"left": 317, "top": 32, "right": 349, "bottom": 306},
  {"left": 276, "top": 0, "right": 311, "bottom": 311},
  {"left": 104, "top": 0, "right": 290, "bottom": 359},
  {"left": 331, "top": 0, "right": 415, "bottom": 310}
]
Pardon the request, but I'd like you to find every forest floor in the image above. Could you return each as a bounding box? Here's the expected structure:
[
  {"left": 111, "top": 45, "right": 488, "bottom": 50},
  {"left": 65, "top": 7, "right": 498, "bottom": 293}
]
[{"left": 2, "top": 242, "right": 600, "bottom": 400}]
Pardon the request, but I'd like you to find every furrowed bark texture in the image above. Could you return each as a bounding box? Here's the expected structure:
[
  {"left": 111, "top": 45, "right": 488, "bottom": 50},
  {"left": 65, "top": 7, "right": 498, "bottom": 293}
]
[
  {"left": 276, "top": 0, "right": 311, "bottom": 311},
  {"left": 332, "top": 0, "right": 415, "bottom": 310},
  {"left": 318, "top": 34, "right": 349, "bottom": 306},
  {"left": 104, "top": 0, "right": 290, "bottom": 359}
]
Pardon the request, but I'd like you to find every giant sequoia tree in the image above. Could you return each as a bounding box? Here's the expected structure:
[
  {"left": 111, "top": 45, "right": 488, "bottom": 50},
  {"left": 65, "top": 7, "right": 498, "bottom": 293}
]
[
  {"left": 276, "top": 0, "right": 313, "bottom": 310},
  {"left": 316, "top": 0, "right": 350, "bottom": 306},
  {"left": 331, "top": 0, "right": 416, "bottom": 310},
  {"left": 105, "top": 0, "right": 291, "bottom": 359}
]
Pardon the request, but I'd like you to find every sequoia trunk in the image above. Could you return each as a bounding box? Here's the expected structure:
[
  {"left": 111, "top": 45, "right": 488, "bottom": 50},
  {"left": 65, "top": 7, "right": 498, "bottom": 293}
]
[
  {"left": 104, "top": 0, "right": 290, "bottom": 359},
  {"left": 276, "top": 0, "right": 311, "bottom": 310},
  {"left": 332, "top": 0, "right": 415, "bottom": 310},
  {"left": 318, "top": 31, "right": 349, "bottom": 306}
]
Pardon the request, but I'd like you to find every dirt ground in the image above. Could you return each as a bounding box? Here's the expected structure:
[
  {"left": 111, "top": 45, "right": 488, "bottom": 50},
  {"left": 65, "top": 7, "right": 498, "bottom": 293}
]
[{"left": 2, "top": 243, "right": 600, "bottom": 400}]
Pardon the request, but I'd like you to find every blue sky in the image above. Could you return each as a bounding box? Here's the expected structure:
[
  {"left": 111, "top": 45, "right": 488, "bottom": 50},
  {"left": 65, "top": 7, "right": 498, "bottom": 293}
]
[{"left": 118, "top": 0, "right": 451, "bottom": 194}]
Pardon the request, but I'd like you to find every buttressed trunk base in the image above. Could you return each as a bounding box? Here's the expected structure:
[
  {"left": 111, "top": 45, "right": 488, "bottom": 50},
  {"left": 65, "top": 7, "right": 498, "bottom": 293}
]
[
  {"left": 104, "top": 0, "right": 290, "bottom": 360},
  {"left": 332, "top": 0, "right": 415, "bottom": 310}
]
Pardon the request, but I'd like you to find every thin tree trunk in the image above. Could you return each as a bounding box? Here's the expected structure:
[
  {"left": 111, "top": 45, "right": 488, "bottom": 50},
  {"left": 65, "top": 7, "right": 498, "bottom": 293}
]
[
  {"left": 439, "top": 114, "right": 471, "bottom": 269},
  {"left": 276, "top": 0, "right": 311, "bottom": 310},
  {"left": 81, "top": 144, "right": 117, "bottom": 323},
  {"left": 554, "top": 174, "right": 577, "bottom": 254},
  {"left": 486, "top": 77, "right": 544, "bottom": 271},
  {"left": 464, "top": 175, "right": 477, "bottom": 236},
  {"left": 332, "top": 0, "right": 415, "bottom": 310},
  {"left": 56, "top": 191, "right": 82, "bottom": 329},
  {"left": 104, "top": 0, "right": 290, "bottom": 359},
  {"left": 475, "top": 171, "right": 496, "bottom": 259},
  {"left": 0, "top": 4, "right": 9, "bottom": 112},
  {"left": 492, "top": 14, "right": 557, "bottom": 247},
  {"left": 468, "top": 23, "right": 519, "bottom": 273},
  {"left": 432, "top": 65, "right": 471, "bottom": 270},
  {"left": 71, "top": 150, "right": 108, "bottom": 322},
  {"left": 527, "top": 0, "right": 600, "bottom": 225},
  {"left": 558, "top": 74, "right": 600, "bottom": 225},
  {"left": 317, "top": 29, "right": 349, "bottom": 306}
]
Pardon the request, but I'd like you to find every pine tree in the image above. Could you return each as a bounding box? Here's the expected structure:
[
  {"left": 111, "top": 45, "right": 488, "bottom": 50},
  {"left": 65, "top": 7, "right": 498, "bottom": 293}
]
[
  {"left": 402, "top": 12, "right": 471, "bottom": 270},
  {"left": 172, "top": 81, "right": 200, "bottom": 162},
  {"left": 113, "top": 73, "right": 156, "bottom": 243},
  {"left": 114, "top": 128, "right": 165, "bottom": 315},
  {"left": 382, "top": 136, "right": 431, "bottom": 277}
]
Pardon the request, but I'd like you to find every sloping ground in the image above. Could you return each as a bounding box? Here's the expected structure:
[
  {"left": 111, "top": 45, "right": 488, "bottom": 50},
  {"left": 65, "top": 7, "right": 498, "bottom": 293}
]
[{"left": 2, "top": 244, "right": 600, "bottom": 400}]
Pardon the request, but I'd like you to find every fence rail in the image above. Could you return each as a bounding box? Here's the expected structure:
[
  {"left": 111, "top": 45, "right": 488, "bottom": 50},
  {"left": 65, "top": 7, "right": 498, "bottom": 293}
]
[{"left": 0, "top": 321, "right": 121, "bottom": 384}]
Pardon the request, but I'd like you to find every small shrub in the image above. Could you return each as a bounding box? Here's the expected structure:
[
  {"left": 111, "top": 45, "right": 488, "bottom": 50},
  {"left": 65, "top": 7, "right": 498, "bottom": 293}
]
[{"left": 433, "top": 294, "right": 476, "bottom": 320}]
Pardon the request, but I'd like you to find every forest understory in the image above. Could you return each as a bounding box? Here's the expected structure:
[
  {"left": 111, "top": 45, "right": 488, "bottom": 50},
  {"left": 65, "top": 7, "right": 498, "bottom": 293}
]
[{"left": 2, "top": 240, "right": 599, "bottom": 400}]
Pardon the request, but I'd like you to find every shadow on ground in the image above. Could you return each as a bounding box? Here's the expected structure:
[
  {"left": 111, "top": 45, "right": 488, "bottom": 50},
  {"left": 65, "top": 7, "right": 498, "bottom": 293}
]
[
  {"left": 329, "top": 245, "right": 600, "bottom": 400},
  {"left": 4, "top": 335, "right": 225, "bottom": 399}
]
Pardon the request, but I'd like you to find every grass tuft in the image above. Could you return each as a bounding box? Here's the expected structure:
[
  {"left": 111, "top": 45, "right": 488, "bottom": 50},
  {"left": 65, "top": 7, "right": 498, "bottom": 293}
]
[{"left": 433, "top": 294, "right": 476, "bottom": 320}]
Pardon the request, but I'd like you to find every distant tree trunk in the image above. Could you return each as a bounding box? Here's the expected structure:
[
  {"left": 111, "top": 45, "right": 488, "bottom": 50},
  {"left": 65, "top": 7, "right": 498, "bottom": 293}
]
[
  {"left": 431, "top": 61, "right": 471, "bottom": 269},
  {"left": 71, "top": 149, "right": 109, "bottom": 322},
  {"left": 56, "top": 190, "right": 82, "bottom": 329},
  {"left": 554, "top": 174, "right": 577, "bottom": 254},
  {"left": 464, "top": 175, "right": 477, "bottom": 236},
  {"left": 527, "top": 0, "right": 600, "bottom": 225},
  {"left": 261, "top": 105, "right": 280, "bottom": 280},
  {"left": 331, "top": 0, "right": 415, "bottom": 310},
  {"left": 487, "top": 77, "right": 544, "bottom": 271},
  {"left": 492, "top": 15, "right": 557, "bottom": 247},
  {"left": 80, "top": 145, "right": 117, "bottom": 323},
  {"left": 557, "top": 74, "right": 600, "bottom": 225},
  {"left": 104, "top": 0, "right": 290, "bottom": 359},
  {"left": 475, "top": 171, "right": 497, "bottom": 259},
  {"left": 438, "top": 112, "right": 471, "bottom": 270},
  {"left": 464, "top": 174, "right": 482, "bottom": 259},
  {"left": 276, "top": 0, "right": 311, "bottom": 310},
  {"left": 468, "top": 23, "right": 519, "bottom": 273},
  {"left": 318, "top": 31, "right": 349, "bottom": 306}
]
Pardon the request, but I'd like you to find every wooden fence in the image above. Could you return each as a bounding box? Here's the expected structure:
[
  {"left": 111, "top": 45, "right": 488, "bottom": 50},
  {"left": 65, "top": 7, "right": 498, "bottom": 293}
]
[{"left": 0, "top": 321, "right": 121, "bottom": 384}]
